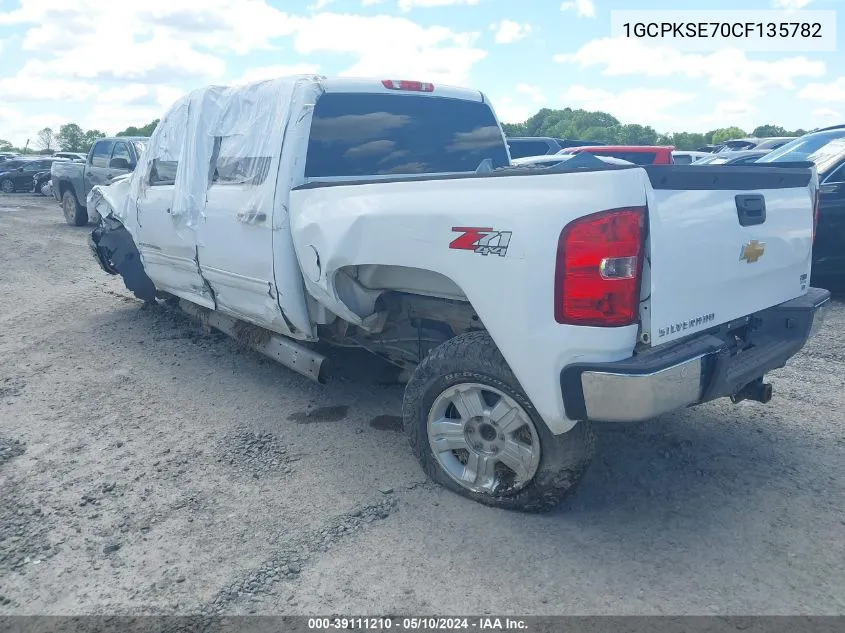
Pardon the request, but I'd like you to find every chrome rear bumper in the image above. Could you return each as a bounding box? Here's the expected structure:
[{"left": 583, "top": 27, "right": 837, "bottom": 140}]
[
  {"left": 579, "top": 355, "right": 707, "bottom": 423},
  {"left": 560, "top": 287, "right": 830, "bottom": 424}
]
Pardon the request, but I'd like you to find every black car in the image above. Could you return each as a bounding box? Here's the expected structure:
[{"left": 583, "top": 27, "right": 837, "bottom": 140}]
[
  {"left": 757, "top": 126, "right": 845, "bottom": 288},
  {"left": 0, "top": 158, "right": 61, "bottom": 193}
]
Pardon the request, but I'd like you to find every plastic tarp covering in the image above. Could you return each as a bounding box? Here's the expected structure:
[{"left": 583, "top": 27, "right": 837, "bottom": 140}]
[{"left": 123, "top": 75, "right": 319, "bottom": 238}]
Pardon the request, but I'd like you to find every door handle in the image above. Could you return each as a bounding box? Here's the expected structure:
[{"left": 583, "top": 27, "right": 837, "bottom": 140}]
[
  {"left": 735, "top": 194, "right": 766, "bottom": 227},
  {"left": 236, "top": 211, "right": 267, "bottom": 223}
]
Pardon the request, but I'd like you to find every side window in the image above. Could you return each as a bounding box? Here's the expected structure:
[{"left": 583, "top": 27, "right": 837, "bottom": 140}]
[
  {"left": 673, "top": 155, "right": 692, "bottom": 165},
  {"left": 90, "top": 141, "right": 114, "bottom": 168},
  {"left": 209, "top": 137, "right": 272, "bottom": 187},
  {"left": 110, "top": 142, "right": 132, "bottom": 167},
  {"left": 823, "top": 162, "right": 845, "bottom": 183},
  {"left": 150, "top": 159, "right": 178, "bottom": 186}
]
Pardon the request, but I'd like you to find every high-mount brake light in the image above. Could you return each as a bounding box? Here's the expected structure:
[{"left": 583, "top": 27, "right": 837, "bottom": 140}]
[
  {"left": 554, "top": 207, "right": 646, "bottom": 327},
  {"left": 381, "top": 80, "right": 435, "bottom": 92}
]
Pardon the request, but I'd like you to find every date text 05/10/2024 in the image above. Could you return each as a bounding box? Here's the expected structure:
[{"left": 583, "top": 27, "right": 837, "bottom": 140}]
[{"left": 307, "top": 617, "right": 528, "bottom": 630}]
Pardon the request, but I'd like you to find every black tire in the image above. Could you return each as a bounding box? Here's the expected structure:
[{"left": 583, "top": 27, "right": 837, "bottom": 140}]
[
  {"left": 1, "top": 179, "right": 15, "bottom": 194},
  {"left": 403, "top": 331, "right": 594, "bottom": 512},
  {"left": 62, "top": 190, "right": 88, "bottom": 226}
]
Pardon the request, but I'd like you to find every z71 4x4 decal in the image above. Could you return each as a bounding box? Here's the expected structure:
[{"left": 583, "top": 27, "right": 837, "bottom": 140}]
[{"left": 449, "top": 227, "right": 512, "bottom": 257}]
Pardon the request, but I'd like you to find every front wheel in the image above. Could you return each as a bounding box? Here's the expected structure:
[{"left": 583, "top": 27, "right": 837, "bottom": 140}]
[
  {"left": 1, "top": 179, "right": 15, "bottom": 194},
  {"left": 402, "top": 331, "right": 594, "bottom": 512},
  {"left": 62, "top": 190, "right": 88, "bottom": 226}
]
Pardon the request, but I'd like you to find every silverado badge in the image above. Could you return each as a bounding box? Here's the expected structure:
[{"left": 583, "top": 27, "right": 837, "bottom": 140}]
[{"left": 740, "top": 240, "right": 766, "bottom": 264}]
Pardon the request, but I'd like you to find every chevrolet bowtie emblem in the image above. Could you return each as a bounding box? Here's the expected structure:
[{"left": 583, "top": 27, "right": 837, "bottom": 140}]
[{"left": 740, "top": 240, "right": 766, "bottom": 263}]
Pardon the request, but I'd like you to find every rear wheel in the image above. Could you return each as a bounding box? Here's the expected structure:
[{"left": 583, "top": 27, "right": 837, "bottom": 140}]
[
  {"left": 403, "top": 331, "right": 594, "bottom": 512},
  {"left": 62, "top": 190, "right": 87, "bottom": 226},
  {"left": 1, "top": 179, "right": 14, "bottom": 194}
]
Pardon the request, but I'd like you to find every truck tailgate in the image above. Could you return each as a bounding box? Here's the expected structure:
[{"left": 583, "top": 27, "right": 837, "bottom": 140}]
[{"left": 643, "top": 165, "right": 817, "bottom": 346}]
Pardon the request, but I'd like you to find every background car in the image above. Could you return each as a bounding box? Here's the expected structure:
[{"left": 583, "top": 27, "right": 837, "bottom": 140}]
[
  {"left": 757, "top": 125, "right": 845, "bottom": 288},
  {"left": 511, "top": 154, "right": 633, "bottom": 168},
  {"left": 694, "top": 149, "right": 771, "bottom": 165},
  {"left": 0, "top": 158, "right": 63, "bottom": 193},
  {"left": 695, "top": 144, "right": 725, "bottom": 153},
  {"left": 506, "top": 137, "right": 606, "bottom": 159},
  {"left": 672, "top": 150, "right": 712, "bottom": 164},
  {"left": 560, "top": 145, "right": 675, "bottom": 165},
  {"left": 719, "top": 137, "right": 796, "bottom": 152}
]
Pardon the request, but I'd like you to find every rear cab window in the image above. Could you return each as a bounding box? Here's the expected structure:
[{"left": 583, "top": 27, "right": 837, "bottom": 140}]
[{"left": 304, "top": 93, "right": 509, "bottom": 179}]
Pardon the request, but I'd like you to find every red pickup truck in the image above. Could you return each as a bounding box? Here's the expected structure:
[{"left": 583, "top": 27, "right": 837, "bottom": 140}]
[{"left": 563, "top": 145, "right": 675, "bottom": 165}]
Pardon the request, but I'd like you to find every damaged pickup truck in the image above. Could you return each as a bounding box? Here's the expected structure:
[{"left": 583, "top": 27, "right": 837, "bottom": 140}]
[{"left": 88, "top": 75, "right": 830, "bottom": 512}]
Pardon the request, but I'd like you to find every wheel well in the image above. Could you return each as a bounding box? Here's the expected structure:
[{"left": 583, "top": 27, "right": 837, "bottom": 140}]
[
  {"left": 347, "top": 264, "right": 466, "bottom": 301},
  {"left": 58, "top": 180, "right": 78, "bottom": 203},
  {"left": 319, "top": 288, "right": 484, "bottom": 377}
]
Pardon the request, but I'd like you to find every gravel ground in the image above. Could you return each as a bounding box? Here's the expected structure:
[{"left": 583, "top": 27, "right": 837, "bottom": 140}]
[{"left": 1, "top": 194, "right": 844, "bottom": 616}]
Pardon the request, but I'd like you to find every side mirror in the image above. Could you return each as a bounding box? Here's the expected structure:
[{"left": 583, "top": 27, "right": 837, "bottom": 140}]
[
  {"left": 109, "top": 157, "right": 131, "bottom": 170},
  {"left": 820, "top": 183, "right": 842, "bottom": 195}
]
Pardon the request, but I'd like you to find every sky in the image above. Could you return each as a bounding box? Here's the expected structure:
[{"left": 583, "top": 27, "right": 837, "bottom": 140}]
[{"left": 1, "top": 0, "right": 844, "bottom": 147}]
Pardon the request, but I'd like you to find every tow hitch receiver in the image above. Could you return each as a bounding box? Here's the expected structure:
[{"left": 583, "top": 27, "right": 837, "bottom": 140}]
[{"left": 731, "top": 378, "right": 773, "bottom": 404}]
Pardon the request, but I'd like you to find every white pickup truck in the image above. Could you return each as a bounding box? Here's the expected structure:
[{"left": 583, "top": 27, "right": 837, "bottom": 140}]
[{"left": 87, "top": 75, "right": 830, "bottom": 512}]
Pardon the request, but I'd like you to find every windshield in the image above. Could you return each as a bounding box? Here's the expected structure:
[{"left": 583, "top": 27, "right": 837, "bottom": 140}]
[{"left": 758, "top": 129, "right": 845, "bottom": 164}]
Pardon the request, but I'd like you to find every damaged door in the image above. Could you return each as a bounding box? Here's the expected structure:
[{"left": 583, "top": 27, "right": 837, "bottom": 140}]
[
  {"left": 195, "top": 137, "right": 295, "bottom": 335},
  {"left": 135, "top": 158, "right": 214, "bottom": 308}
]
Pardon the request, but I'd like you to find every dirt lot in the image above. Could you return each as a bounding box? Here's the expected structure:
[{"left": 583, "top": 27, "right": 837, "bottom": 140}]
[{"left": 1, "top": 193, "right": 844, "bottom": 616}]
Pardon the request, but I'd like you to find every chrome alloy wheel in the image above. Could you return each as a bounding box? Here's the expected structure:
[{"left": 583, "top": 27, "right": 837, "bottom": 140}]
[{"left": 426, "top": 383, "right": 541, "bottom": 495}]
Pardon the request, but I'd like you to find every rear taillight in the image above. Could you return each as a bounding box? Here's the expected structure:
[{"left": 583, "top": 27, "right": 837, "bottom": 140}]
[
  {"left": 813, "top": 188, "right": 820, "bottom": 243},
  {"left": 555, "top": 207, "right": 646, "bottom": 327},
  {"left": 381, "top": 79, "right": 434, "bottom": 92}
]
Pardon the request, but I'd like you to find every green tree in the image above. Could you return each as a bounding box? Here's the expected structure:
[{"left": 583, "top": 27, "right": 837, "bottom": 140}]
[
  {"left": 82, "top": 129, "right": 106, "bottom": 152},
  {"left": 0, "top": 139, "right": 13, "bottom": 152},
  {"left": 56, "top": 124, "right": 85, "bottom": 152},
  {"left": 617, "top": 124, "right": 659, "bottom": 145},
  {"left": 752, "top": 124, "right": 788, "bottom": 137},
  {"left": 117, "top": 119, "right": 159, "bottom": 137},
  {"left": 499, "top": 106, "right": 808, "bottom": 147},
  {"left": 711, "top": 127, "right": 747, "bottom": 145},
  {"left": 661, "top": 132, "right": 708, "bottom": 150},
  {"left": 501, "top": 122, "right": 526, "bottom": 137}
]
